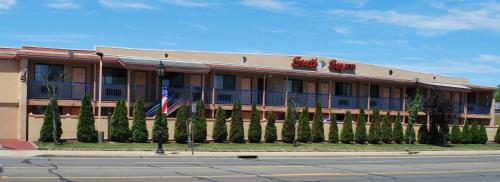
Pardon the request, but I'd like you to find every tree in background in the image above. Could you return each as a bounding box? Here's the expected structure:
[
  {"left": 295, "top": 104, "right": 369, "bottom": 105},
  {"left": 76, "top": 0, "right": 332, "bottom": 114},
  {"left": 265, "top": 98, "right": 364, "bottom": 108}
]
[
  {"left": 449, "top": 124, "right": 461, "bottom": 144},
  {"left": 193, "top": 100, "right": 207, "bottom": 143},
  {"left": 368, "top": 108, "right": 381, "bottom": 144},
  {"left": 470, "top": 122, "right": 480, "bottom": 144},
  {"left": 494, "top": 125, "right": 500, "bottom": 143},
  {"left": 311, "top": 101, "right": 325, "bottom": 143},
  {"left": 282, "top": 104, "right": 296, "bottom": 143},
  {"left": 328, "top": 113, "right": 339, "bottom": 143},
  {"left": 264, "top": 111, "right": 277, "bottom": 143},
  {"left": 355, "top": 108, "right": 367, "bottom": 144},
  {"left": 479, "top": 122, "right": 488, "bottom": 144},
  {"left": 229, "top": 100, "right": 244, "bottom": 143},
  {"left": 423, "top": 89, "right": 455, "bottom": 145},
  {"left": 39, "top": 99, "right": 62, "bottom": 143},
  {"left": 109, "top": 100, "right": 130, "bottom": 142},
  {"left": 174, "top": 105, "right": 188, "bottom": 144},
  {"left": 405, "top": 95, "right": 420, "bottom": 144},
  {"left": 429, "top": 120, "right": 440, "bottom": 144},
  {"left": 461, "top": 120, "right": 471, "bottom": 144},
  {"left": 418, "top": 120, "right": 430, "bottom": 144},
  {"left": 77, "top": 94, "right": 98, "bottom": 143},
  {"left": 212, "top": 106, "right": 228, "bottom": 143},
  {"left": 381, "top": 111, "right": 393, "bottom": 144},
  {"left": 340, "top": 111, "right": 354, "bottom": 144},
  {"left": 152, "top": 106, "right": 168, "bottom": 143},
  {"left": 392, "top": 112, "right": 404, "bottom": 144},
  {"left": 131, "top": 96, "right": 148, "bottom": 143},
  {"left": 496, "top": 84, "right": 500, "bottom": 102},
  {"left": 248, "top": 102, "right": 262, "bottom": 143},
  {"left": 297, "top": 107, "right": 311, "bottom": 143}
]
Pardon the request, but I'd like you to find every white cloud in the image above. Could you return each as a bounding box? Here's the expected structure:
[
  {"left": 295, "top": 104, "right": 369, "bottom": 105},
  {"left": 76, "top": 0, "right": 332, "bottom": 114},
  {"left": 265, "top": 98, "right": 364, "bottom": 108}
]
[
  {"left": 163, "top": 0, "right": 216, "bottom": 7},
  {"left": 343, "top": 39, "right": 407, "bottom": 46},
  {"left": 241, "top": 0, "right": 300, "bottom": 13},
  {"left": 476, "top": 54, "right": 500, "bottom": 64},
  {"left": 328, "top": 1, "right": 500, "bottom": 36},
  {"left": 395, "top": 59, "right": 500, "bottom": 75},
  {"left": 0, "top": 0, "right": 16, "bottom": 10},
  {"left": 47, "top": 0, "right": 81, "bottom": 9},
  {"left": 183, "top": 22, "right": 207, "bottom": 31},
  {"left": 258, "top": 26, "right": 287, "bottom": 33},
  {"left": 334, "top": 26, "right": 351, "bottom": 34},
  {"left": 98, "top": 0, "right": 154, "bottom": 10}
]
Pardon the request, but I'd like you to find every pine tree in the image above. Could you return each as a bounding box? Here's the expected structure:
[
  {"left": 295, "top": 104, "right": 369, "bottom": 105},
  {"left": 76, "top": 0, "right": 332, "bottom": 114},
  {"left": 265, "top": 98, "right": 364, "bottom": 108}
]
[
  {"left": 248, "top": 102, "right": 262, "bottom": 143},
  {"left": 212, "top": 106, "right": 228, "bottom": 143},
  {"left": 193, "top": 100, "right": 207, "bottom": 143},
  {"left": 381, "top": 111, "right": 393, "bottom": 144},
  {"left": 77, "top": 94, "right": 98, "bottom": 143},
  {"left": 405, "top": 120, "right": 416, "bottom": 144},
  {"left": 229, "top": 100, "right": 244, "bottom": 143},
  {"left": 418, "top": 120, "right": 430, "bottom": 144},
  {"left": 174, "top": 105, "right": 188, "bottom": 144},
  {"left": 392, "top": 112, "right": 404, "bottom": 144},
  {"left": 355, "top": 109, "right": 367, "bottom": 144},
  {"left": 340, "top": 111, "right": 354, "bottom": 144},
  {"left": 152, "top": 106, "right": 168, "bottom": 143},
  {"left": 368, "top": 108, "right": 381, "bottom": 144},
  {"left": 470, "top": 121, "right": 480, "bottom": 144},
  {"left": 479, "top": 122, "right": 488, "bottom": 144},
  {"left": 461, "top": 120, "right": 471, "bottom": 144},
  {"left": 282, "top": 104, "right": 296, "bottom": 143},
  {"left": 109, "top": 100, "right": 130, "bottom": 142},
  {"left": 39, "top": 99, "right": 62, "bottom": 142},
  {"left": 494, "top": 125, "right": 500, "bottom": 143},
  {"left": 311, "top": 101, "right": 325, "bottom": 143},
  {"left": 131, "top": 96, "right": 148, "bottom": 143},
  {"left": 328, "top": 113, "right": 339, "bottom": 143},
  {"left": 449, "top": 124, "right": 461, "bottom": 144},
  {"left": 264, "top": 111, "right": 277, "bottom": 143},
  {"left": 297, "top": 107, "right": 311, "bottom": 143}
]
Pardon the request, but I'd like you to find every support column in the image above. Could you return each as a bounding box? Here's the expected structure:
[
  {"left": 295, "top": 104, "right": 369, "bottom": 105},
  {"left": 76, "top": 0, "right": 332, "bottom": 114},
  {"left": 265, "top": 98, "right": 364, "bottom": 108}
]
[
  {"left": 426, "top": 88, "right": 431, "bottom": 125},
  {"left": 402, "top": 86, "right": 407, "bottom": 123},
  {"left": 93, "top": 63, "right": 97, "bottom": 114},
  {"left": 18, "top": 58, "right": 28, "bottom": 141},
  {"left": 201, "top": 74, "right": 205, "bottom": 101},
  {"left": 211, "top": 72, "right": 216, "bottom": 118},
  {"left": 367, "top": 83, "right": 371, "bottom": 123},
  {"left": 328, "top": 80, "right": 332, "bottom": 109},
  {"left": 284, "top": 77, "right": 288, "bottom": 107},
  {"left": 262, "top": 75, "right": 266, "bottom": 120},
  {"left": 126, "top": 69, "right": 131, "bottom": 116},
  {"left": 490, "top": 92, "right": 496, "bottom": 126},
  {"left": 464, "top": 92, "right": 468, "bottom": 123},
  {"left": 155, "top": 73, "right": 159, "bottom": 101}
]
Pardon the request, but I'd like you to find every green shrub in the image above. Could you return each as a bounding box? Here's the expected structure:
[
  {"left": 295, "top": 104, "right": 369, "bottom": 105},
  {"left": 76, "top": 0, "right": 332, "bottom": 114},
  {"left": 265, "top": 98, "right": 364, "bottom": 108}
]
[
  {"left": 405, "top": 120, "right": 416, "bottom": 144},
  {"left": 494, "top": 125, "right": 500, "bottom": 143},
  {"left": 297, "top": 107, "right": 311, "bottom": 143},
  {"left": 131, "top": 96, "right": 148, "bottom": 143},
  {"left": 449, "top": 124, "right": 461, "bottom": 144},
  {"left": 174, "top": 105, "right": 188, "bottom": 144},
  {"left": 470, "top": 122, "right": 480, "bottom": 144},
  {"left": 368, "top": 108, "right": 381, "bottom": 144},
  {"left": 340, "top": 111, "right": 354, "bottom": 144},
  {"left": 152, "top": 106, "right": 168, "bottom": 143},
  {"left": 193, "top": 100, "right": 207, "bottom": 143},
  {"left": 461, "top": 121, "right": 471, "bottom": 144},
  {"left": 355, "top": 109, "right": 367, "bottom": 144},
  {"left": 39, "top": 99, "right": 62, "bottom": 142},
  {"left": 264, "top": 111, "right": 277, "bottom": 143},
  {"left": 248, "top": 102, "right": 262, "bottom": 143},
  {"left": 282, "top": 104, "right": 296, "bottom": 143},
  {"left": 381, "top": 111, "right": 393, "bottom": 144},
  {"left": 77, "top": 94, "right": 98, "bottom": 143},
  {"left": 311, "top": 101, "right": 325, "bottom": 143},
  {"left": 229, "top": 100, "right": 244, "bottom": 143},
  {"left": 418, "top": 120, "right": 430, "bottom": 144},
  {"left": 328, "top": 113, "right": 339, "bottom": 143},
  {"left": 479, "top": 122, "right": 488, "bottom": 144},
  {"left": 392, "top": 112, "right": 404, "bottom": 144},
  {"left": 109, "top": 100, "right": 130, "bottom": 142},
  {"left": 212, "top": 106, "right": 228, "bottom": 143}
]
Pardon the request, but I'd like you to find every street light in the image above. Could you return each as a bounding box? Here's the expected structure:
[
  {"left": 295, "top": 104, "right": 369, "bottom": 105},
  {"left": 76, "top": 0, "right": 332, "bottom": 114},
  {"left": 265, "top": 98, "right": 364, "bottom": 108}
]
[{"left": 155, "top": 54, "right": 168, "bottom": 155}]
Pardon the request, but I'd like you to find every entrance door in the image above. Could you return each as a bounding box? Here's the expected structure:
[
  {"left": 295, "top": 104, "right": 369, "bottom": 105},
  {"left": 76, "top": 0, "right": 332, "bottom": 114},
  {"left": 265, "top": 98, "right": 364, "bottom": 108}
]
[
  {"left": 134, "top": 71, "right": 147, "bottom": 100},
  {"left": 241, "top": 77, "right": 252, "bottom": 104},
  {"left": 72, "top": 67, "right": 86, "bottom": 99}
]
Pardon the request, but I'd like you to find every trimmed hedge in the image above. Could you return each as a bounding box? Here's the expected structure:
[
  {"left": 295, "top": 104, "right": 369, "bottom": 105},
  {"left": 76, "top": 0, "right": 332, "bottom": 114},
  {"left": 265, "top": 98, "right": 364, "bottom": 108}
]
[
  {"left": 193, "top": 100, "right": 207, "bottom": 143},
  {"left": 282, "top": 104, "right": 296, "bottom": 143},
  {"left": 340, "top": 111, "right": 354, "bottom": 144},
  {"left": 297, "top": 107, "right": 311, "bottom": 143},
  {"left": 174, "top": 105, "right": 188, "bottom": 144},
  {"left": 264, "top": 111, "right": 277, "bottom": 143},
  {"left": 131, "top": 96, "right": 148, "bottom": 143},
  {"left": 355, "top": 109, "right": 367, "bottom": 144},
  {"left": 229, "top": 100, "right": 244, "bottom": 143},
  {"left": 109, "top": 100, "right": 130, "bottom": 142},
  {"left": 77, "top": 94, "right": 97, "bottom": 143},
  {"left": 328, "top": 113, "right": 339, "bottom": 143},
  {"left": 449, "top": 124, "right": 461, "bottom": 144},
  {"left": 380, "top": 111, "right": 393, "bottom": 144},
  {"left": 418, "top": 120, "right": 430, "bottom": 144},
  {"left": 212, "top": 106, "right": 228, "bottom": 143},
  {"left": 152, "top": 106, "right": 168, "bottom": 143},
  {"left": 311, "top": 101, "right": 325, "bottom": 143},
  {"left": 248, "top": 102, "right": 262, "bottom": 143},
  {"left": 392, "top": 112, "right": 404, "bottom": 144},
  {"left": 368, "top": 108, "right": 381, "bottom": 144},
  {"left": 39, "top": 98, "right": 62, "bottom": 142}
]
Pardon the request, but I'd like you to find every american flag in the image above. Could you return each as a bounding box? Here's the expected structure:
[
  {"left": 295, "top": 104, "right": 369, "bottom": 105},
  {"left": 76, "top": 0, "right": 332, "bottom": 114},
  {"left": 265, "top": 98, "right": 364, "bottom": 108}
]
[{"left": 161, "top": 85, "right": 168, "bottom": 114}]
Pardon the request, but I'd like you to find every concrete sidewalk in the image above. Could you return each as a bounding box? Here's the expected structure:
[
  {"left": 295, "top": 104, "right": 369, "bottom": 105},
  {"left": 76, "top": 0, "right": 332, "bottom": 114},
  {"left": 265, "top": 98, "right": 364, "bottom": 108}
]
[{"left": 1, "top": 150, "right": 500, "bottom": 158}]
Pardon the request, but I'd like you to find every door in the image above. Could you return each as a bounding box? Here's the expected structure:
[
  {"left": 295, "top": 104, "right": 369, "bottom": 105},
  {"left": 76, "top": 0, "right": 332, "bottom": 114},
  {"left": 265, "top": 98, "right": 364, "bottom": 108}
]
[
  {"left": 189, "top": 74, "right": 202, "bottom": 101},
  {"left": 241, "top": 77, "right": 252, "bottom": 104},
  {"left": 134, "top": 71, "right": 147, "bottom": 101},
  {"left": 72, "top": 67, "right": 86, "bottom": 99}
]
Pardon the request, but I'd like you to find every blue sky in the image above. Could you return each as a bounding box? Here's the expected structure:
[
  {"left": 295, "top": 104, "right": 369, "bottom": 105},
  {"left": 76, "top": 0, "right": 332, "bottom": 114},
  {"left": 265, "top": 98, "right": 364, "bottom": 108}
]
[{"left": 0, "top": 0, "right": 499, "bottom": 86}]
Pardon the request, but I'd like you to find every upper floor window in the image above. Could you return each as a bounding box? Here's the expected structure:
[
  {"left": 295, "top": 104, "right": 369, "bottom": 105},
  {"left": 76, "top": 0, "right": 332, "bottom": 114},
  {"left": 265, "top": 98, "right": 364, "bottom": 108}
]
[
  {"left": 215, "top": 74, "right": 235, "bottom": 90},
  {"left": 103, "top": 68, "right": 126, "bottom": 84},
  {"left": 370, "top": 85, "right": 380, "bottom": 98},
  {"left": 287, "top": 79, "right": 303, "bottom": 93},
  {"left": 335, "top": 82, "right": 352, "bottom": 96},
  {"left": 34, "top": 64, "right": 64, "bottom": 82}
]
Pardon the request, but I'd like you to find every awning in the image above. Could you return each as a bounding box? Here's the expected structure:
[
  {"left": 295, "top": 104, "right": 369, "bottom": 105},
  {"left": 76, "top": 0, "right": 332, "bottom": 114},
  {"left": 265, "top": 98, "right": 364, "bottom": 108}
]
[
  {"left": 118, "top": 57, "right": 210, "bottom": 74},
  {"left": 419, "top": 81, "right": 470, "bottom": 92}
]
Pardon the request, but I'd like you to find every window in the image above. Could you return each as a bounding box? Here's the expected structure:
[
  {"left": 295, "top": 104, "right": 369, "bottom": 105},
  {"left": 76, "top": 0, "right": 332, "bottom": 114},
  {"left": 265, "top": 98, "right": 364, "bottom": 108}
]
[
  {"left": 103, "top": 68, "right": 126, "bottom": 84},
  {"left": 287, "top": 79, "right": 303, "bottom": 93},
  {"left": 34, "top": 64, "right": 64, "bottom": 81},
  {"left": 215, "top": 75, "right": 235, "bottom": 90},
  {"left": 370, "top": 85, "right": 379, "bottom": 98},
  {"left": 335, "top": 82, "right": 352, "bottom": 96},
  {"left": 467, "top": 93, "right": 476, "bottom": 104},
  {"left": 164, "top": 72, "right": 184, "bottom": 88}
]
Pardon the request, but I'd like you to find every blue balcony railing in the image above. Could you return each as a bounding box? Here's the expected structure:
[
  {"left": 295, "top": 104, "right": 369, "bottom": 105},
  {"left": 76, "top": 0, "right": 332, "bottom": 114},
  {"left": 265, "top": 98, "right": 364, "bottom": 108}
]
[
  {"left": 454, "top": 101, "right": 464, "bottom": 113},
  {"left": 29, "top": 81, "right": 92, "bottom": 100},
  {"left": 332, "top": 96, "right": 359, "bottom": 109},
  {"left": 467, "top": 103, "right": 491, "bottom": 115},
  {"left": 100, "top": 84, "right": 127, "bottom": 101},
  {"left": 208, "top": 89, "right": 261, "bottom": 105},
  {"left": 288, "top": 93, "right": 329, "bottom": 108},
  {"left": 370, "top": 97, "right": 403, "bottom": 111},
  {"left": 266, "top": 91, "right": 285, "bottom": 106}
]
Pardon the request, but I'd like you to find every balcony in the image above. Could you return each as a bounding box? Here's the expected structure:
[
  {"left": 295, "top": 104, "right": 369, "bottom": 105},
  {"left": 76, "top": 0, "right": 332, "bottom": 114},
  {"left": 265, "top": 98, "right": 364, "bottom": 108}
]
[
  {"left": 370, "top": 97, "right": 403, "bottom": 111},
  {"left": 288, "top": 92, "right": 329, "bottom": 108},
  {"left": 332, "top": 96, "right": 359, "bottom": 109},
  {"left": 207, "top": 89, "right": 262, "bottom": 105},
  {"left": 29, "top": 81, "right": 92, "bottom": 100},
  {"left": 100, "top": 84, "right": 127, "bottom": 101},
  {"left": 467, "top": 103, "right": 491, "bottom": 115}
]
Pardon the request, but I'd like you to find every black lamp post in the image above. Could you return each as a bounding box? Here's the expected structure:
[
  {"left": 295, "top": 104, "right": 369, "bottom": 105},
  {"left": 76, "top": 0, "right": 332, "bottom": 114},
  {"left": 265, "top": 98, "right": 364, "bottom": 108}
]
[{"left": 155, "top": 54, "right": 167, "bottom": 155}]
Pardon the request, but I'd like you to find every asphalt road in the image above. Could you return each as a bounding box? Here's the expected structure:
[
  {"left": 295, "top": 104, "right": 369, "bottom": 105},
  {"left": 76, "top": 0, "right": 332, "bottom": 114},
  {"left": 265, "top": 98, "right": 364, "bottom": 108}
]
[{"left": 1, "top": 154, "right": 500, "bottom": 182}]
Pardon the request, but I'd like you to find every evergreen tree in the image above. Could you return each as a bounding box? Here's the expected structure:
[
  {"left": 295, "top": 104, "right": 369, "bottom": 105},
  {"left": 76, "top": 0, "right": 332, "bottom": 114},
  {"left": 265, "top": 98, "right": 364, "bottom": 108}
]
[
  {"left": 264, "top": 111, "right": 277, "bottom": 143},
  {"left": 131, "top": 96, "right": 148, "bottom": 143},
  {"left": 328, "top": 113, "right": 339, "bottom": 143},
  {"left": 311, "top": 101, "right": 325, "bottom": 143},
  {"left": 174, "top": 105, "right": 188, "bottom": 144},
  {"left": 418, "top": 120, "right": 430, "bottom": 144},
  {"left": 461, "top": 120, "right": 471, "bottom": 144},
  {"left": 212, "top": 106, "right": 228, "bottom": 143},
  {"left": 297, "top": 107, "right": 311, "bottom": 143},
  {"left": 449, "top": 124, "right": 461, "bottom": 144},
  {"left": 152, "top": 106, "right": 168, "bottom": 143},
  {"left": 340, "top": 111, "right": 354, "bottom": 143},
  {"left": 109, "top": 100, "right": 130, "bottom": 142},
  {"left": 368, "top": 108, "right": 381, "bottom": 144},
  {"left": 494, "top": 125, "right": 500, "bottom": 143},
  {"left": 282, "top": 104, "right": 296, "bottom": 143},
  {"left": 429, "top": 121, "right": 439, "bottom": 144},
  {"left": 39, "top": 99, "right": 62, "bottom": 142},
  {"left": 229, "top": 100, "right": 244, "bottom": 143},
  {"left": 193, "top": 100, "right": 207, "bottom": 143},
  {"left": 479, "top": 122, "right": 488, "bottom": 144},
  {"left": 405, "top": 120, "right": 416, "bottom": 144},
  {"left": 355, "top": 109, "right": 367, "bottom": 144},
  {"left": 77, "top": 94, "right": 98, "bottom": 143},
  {"left": 470, "top": 121, "right": 480, "bottom": 144},
  {"left": 392, "top": 112, "right": 404, "bottom": 144},
  {"left": 381, "top": 111, "right": 393, "bottom": 144},
  {"left": 248, "top": 102, "right": 262, "bottom": 143}
]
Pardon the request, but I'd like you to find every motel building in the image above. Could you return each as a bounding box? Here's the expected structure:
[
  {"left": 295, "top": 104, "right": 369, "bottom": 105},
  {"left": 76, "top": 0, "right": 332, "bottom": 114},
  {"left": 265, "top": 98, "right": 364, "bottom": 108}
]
[{"left": 0, "top": 46, "right": 496, "bottom": 142}]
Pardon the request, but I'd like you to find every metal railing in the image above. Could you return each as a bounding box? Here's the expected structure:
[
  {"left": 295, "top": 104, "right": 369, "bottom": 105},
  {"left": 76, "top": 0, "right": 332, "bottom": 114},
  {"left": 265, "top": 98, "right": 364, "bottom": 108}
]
[
  {"left": 209, "top": 89, "right": 261, "bottom": 105},
  {"left": 467, "top": 103, "right": 491, "bottom": 115},
  {"left": 28, "top": 81, "right": 92, "bottom": 100},
  {"left": 101, "top": 84, "right": 127, "bottom": 101},
  {"left": 332, "top": 95, "right": 359, "bottom": 109}
]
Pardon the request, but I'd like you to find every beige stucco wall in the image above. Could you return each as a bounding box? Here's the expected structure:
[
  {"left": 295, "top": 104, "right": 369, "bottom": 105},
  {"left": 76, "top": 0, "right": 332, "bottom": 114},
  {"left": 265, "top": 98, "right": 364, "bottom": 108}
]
[
  {"left": 0, "top": 105, "right": 19, "bottom": 139},
  {"left": 0, "top": 59, "right": 20, "bottom": 139}
]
